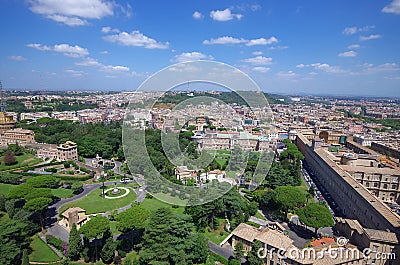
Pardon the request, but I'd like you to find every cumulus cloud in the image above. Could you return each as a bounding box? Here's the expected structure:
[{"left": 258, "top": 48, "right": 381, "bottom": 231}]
[
  {"left": 252, "top": 51, "right": 263, "bottom": 55},
  {"left": 269, "top": 45, "right": 288, "bottom": 50},
  {"left": 342, "top": 25, "right": 375, "bottom": 35},
  {"left": 101, "top": 65, "right": 130, "bottom": 73},
  {"left": 75, "top": 57, "right": 132, "bottom": 75},
  {"left": 276, "top": 71, "right": 297, "bottom": 78},
  {"left": 242, "top": 56, "right": 273, "bottom": 65},
  {"left": 338, "top": 50, "right": 357, "bottom": 57},
  {"left": 203, "top": 36, "right": 278, "bottom": 46},
  {"left": 210, "top": 8, "right": 243, "bottom": 21},
  {"left": 103, "top": 29, "right": 169, "bottom": 49},
  {"left": 296, "top": 62, "right": 346, "bottom": 74},
  {"left": 203, "top": 36, "right": 247, "bottom": 45},
  {"left": 64, "top": 69, "right": 86, "bottom": 77},
  {"left": 359, "top": 34, "right": 382, "bottom": 41},
  {"left": 8, "top": 55, "right": 27, "bottom": 61},
  {"left": 382, "top": 0, "right": 400, "bottom": 15},
  {"left": 28, "top": 0, "right": 114, "bottom": 26},
  {"left": 27, "top": 43, "right": 89, "bottom": 57},
  {"left": 192, "top": 11, "right": 204, "bottom": 20},
  {"left": 172, "top": 52, "right": 213, "bottom": 63},
  {"left": 246, "top": 37, "right": 278, "bottom": 46},
  {"left": 252, "top": 67, "right": 270, "bottom": 73},
  {"left": 348, "top": 44, "right": 360, "bottom": 49}
]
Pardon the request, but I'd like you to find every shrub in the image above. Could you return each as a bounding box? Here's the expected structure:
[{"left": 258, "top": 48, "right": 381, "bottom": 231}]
[{"left": 46, "top": 235, "right": 64, "bottom": 251}]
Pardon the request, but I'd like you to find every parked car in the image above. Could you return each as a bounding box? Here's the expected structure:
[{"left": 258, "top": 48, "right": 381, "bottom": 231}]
[{"left": 120, "top": 178, "right": 131, "bottom": 183}]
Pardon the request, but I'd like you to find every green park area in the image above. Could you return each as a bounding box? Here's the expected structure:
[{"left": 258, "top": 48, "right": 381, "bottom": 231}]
[
  {"left": 29, "top": 235, "right": 61, "bottom": 263},
  {"left": 59, "top": 184, "right": 137, "bottom": 215},
  {"left": 0, "top": 183, "right": 15, "bottom": 195},
  {"left": 0, "top": 153, "right": 42, "bottom": 171}
]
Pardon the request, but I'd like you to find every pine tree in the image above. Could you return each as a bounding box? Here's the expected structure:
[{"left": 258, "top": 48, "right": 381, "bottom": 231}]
[
  {"left": 21, "top": 249, "right": 29, "bottom": 265},
  {"left": 68, "top": 223, "right": 83, "bottom": 261},
  {"left": 247, "top": 240, "right": 264, "bottom": 265},
  {"left": 101, "top": 236, "right": 116, "bottom": 264}
]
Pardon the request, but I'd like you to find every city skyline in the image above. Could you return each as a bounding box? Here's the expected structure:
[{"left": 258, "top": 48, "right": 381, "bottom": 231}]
[{"left": 1, "top": 0, "right": 400, "bottom": 96}]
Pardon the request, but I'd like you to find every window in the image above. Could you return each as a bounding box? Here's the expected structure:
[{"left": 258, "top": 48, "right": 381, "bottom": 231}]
[{"left": 374, "top": 182, "right": 378, "bottom": 187}]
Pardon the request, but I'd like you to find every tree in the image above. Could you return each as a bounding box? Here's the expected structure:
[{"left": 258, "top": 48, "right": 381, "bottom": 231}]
[
  {"left": 247, "top": 240, "right": 263, "bottom": 265},
  {"left": 229, "top": 259, "right": 241, "bottom": 265},
  {"left": 98, "top": 174, "right": 108, "bottom": 198},
  {"left": 21, "top": 249, "right": 29, "bottom": 265},
  {"left": 139, "top": 208, "right": 202, "bottom": 265},
  {"left": 306, "top": 187, "right": 315, "bottom": 203},
  {"left": 80, "top": 215, "right": 110, "bottom": 261},
  {"left": 274, "top": 186, "right": 306, "bottom": 220},
  {"left": 101, "top": 236, "right": 116, "bottom": 264},
  {"left": 0, "top": 220, "right": 30, "bottom": 264},
  {"left": 115, "top": 205, "right": 149, "bottom": 233},
  {"left": 3, "top": 150, "right": 17, "bottom": 166},
  {"left": 234, "top": 241, "right": 244, "bottom": 261},
  {"left": 68, "top": 223, "right": 83, "bottom": 261},
  {"left": 297, "top": 203, "right": 334, "bottom": 235},
  {"left": 26, "top": 175, "right": 59, "bottom": 188},
  {"left": 23, "top": 197, "right": 52, "bottom": 229},
  {"left": 71, "top": 182, "right": 83, "bottom": 194}
]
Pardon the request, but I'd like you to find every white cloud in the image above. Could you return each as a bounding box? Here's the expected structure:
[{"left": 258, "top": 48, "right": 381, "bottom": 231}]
[
  {"left": 296, "top": 62, "right": 347, "bottom": 74},
  {"left": 76, "top": 57, "right": 101, "bottom": 67},
  {"left": 362, "top": 63, "right": 399, "bottom": 74},
  {"left": 382, "top": 0, "right": 400, "bottom": 15},
  {"left": 348, "top": 44, "right": 360, "bottom": 49},
  {"left": 210, "top": 8, "right": 243, "bottom": 21},
  {"left": 342, "top": 25, "right": 375, "bottom": 35},
  {"left": 27, "top": 43, "right": 89, "bottom": 57},
  {"left": 100, "top": 50, "right": 108, "bottom": 55},
  {"left": 246, "top": 37, "right": 278, "bottom": 46},
  {"left": 101, "top": 26, "right": 119, "bottom": 33},
  {"left": 75, "top": 57, "right": 133, "bottom": 75},
  {"left": 242, "top": 56, "right": 273, "bottom": 65},
  {"left": 8, "top": 55, "right": 27, "bottom": 61},
  {"left": 203, "top": 36, "right": 247, "bottom": 45},
  {"left": 47, "top": 14, "right": 86, "bottom": 26},
  {"left": 172, "top": 52, "right": 214, "bottom": 63},
  {"left": 338, "top": 50, "right": 357, "bottom": 57},
  {"left": 192, "top": 11, "right": 204, "bottom": 20},
  {"left": 252, "top": 51, "right": 263, "bottom": 55},
  {"left": 64, "top": 69, "right": 86, "bottom": 77},
  {"left": 252, "top": 67, "right": 270, "bottom": 73},
  {"left": 203, "top": 36, "right": 278, "bottom": 46},
  {"left": 269, "top": 45, "right": 288, "bottom": 50},
  {"left": 276, "top": 71, "right": 297, "bottom": 78},
  {"left": 103, "top": 30, "right": 169, "bottom": 49},
  {"left": 343, "top": 27, "right": 358, "bottom": 35},
  {"left": 359, "top": 34, "right": 382, "bottom": 41},
  {"left": 28, "top": 0, "right": 114, "bottom": 26},
  {"left": 101, "top": 65, "right": 130, "bottom": 73}
]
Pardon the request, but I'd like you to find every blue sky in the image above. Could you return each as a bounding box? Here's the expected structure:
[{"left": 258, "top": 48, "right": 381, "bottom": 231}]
[{"left": 1, "top": 0, "right": 400, "bottom": 97}]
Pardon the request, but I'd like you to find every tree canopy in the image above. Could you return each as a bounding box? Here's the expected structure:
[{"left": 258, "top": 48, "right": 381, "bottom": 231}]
[
  {"left": 80, "top": 215, "right": 110, "bottom": 239},
  {"left": 115, "top": 204, "right": 149, "bottom": 233},
  {"left": 297, "top": 203, "right": 334, "bottom": 234},
  {"left": 274, "top": 186, "right": 306, "bottom": 220}
]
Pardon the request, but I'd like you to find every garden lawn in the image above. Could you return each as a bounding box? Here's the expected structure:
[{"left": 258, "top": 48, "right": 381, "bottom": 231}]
[
  {"left": 202, "top": 218, "right": 230, "bottom": 245},
  {"left": 29, "top": 235, "right": 60, "bottom": 263},
  {"left": 59, "top": 185, "right": 137, "bottom": 215},
  {"left": 51, "top": 188, "right": 74, "bottom": 198},
  {"left": 140, "top": 197, "right": 184, "bottom": 214},
  {"left": 0, "top": 153, "right": 42, "bottom": 171},
  {"left": 0, "top": 183, "right": 16, "bottom": 195}
]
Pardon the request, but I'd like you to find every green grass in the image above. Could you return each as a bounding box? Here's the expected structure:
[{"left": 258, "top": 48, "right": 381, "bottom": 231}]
[
  {"left": 51, "top": 188, "right": 74, "bottom": 198},
  {"left": 140, "top": 197, "right": 185, "bottom": 214},
  {"left": 29, "top": 235, "right": 60, "bottom": 263},
  {"left": 0, "top": 153, "right": 42, "bottom": 171},
  {"left": 59, "top": 185, "right": 137, "bottom": 215},
  {"left": 202, "top": 218, "right": 230, "bottom": 245},
  {"left": 0, "top": 183, "right": 16, "bottom": 195},
  {"left": 254, "top": 211, "right": 267, "bottom": 220}
]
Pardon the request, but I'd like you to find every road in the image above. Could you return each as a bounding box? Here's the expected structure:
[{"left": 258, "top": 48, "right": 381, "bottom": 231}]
[{"left": 46, "top": 178, "right": 147, "bottom": 242}]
